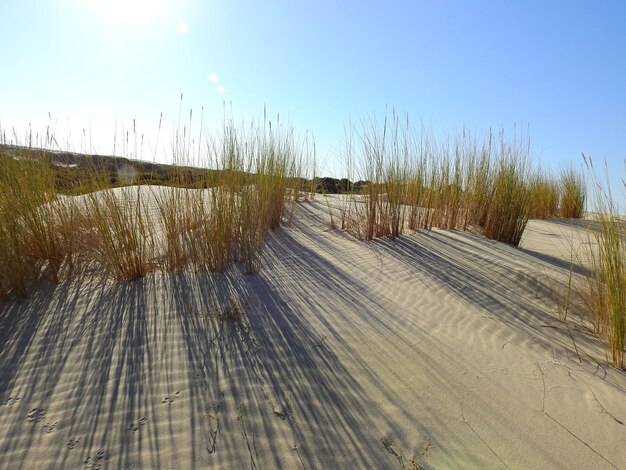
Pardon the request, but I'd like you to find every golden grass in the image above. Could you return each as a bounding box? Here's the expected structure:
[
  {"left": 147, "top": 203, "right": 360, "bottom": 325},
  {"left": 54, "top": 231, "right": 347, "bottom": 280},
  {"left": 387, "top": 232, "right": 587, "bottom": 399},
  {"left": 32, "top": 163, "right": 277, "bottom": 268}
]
[
  {"left": 559, "top": 165, "right": 586, "bottom": 218},
  {"left": 528, "top": 172, "right": 559, "bottom": 219},
  {"left": 3, "top": 113, "right": 622, "bottom": 370},
  {"left": 339, "top": 117, "right": 590, "bottom": 248},
  {"left": 84, "top": 185, "right": 156, "bottom": 281},
  {"left": 0, "top": 112, "right": 302, "bottom": 298},
  {"left": 481, "top": 149, "right": 530, "bottom": 245},
  {"left": 0, "top": 153, "right": 71, "bottom": 296},
  {"left": 597, "top": 216, "right": 625, "bottom": 368},
  {"left": 579, "top": 155, "right": 625, "bottom": 368},
  {"left": 343, "top": 120, "right": 535, "bottom": 245}
]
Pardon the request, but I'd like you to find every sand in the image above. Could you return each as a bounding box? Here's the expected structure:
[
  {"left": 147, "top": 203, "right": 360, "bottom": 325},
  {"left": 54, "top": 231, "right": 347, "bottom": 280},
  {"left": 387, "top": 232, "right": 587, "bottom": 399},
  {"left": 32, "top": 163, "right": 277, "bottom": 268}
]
[{"left": 0, "top": 192, "right": 625, "bottom": 469}]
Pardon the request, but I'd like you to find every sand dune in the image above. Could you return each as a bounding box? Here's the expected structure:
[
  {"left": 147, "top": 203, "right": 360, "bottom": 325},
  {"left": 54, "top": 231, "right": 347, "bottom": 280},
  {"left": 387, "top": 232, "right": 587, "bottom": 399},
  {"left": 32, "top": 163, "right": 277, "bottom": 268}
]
[{"left": 1, "top": 196, "right": 624, "bottom": 469}]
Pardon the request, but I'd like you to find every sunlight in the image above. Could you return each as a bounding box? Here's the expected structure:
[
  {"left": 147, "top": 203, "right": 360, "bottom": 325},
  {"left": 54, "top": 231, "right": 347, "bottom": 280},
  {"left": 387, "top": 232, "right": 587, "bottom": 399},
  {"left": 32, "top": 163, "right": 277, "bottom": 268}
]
[{"left": 82, "top": 0, "right": 167, "bottom": 27}]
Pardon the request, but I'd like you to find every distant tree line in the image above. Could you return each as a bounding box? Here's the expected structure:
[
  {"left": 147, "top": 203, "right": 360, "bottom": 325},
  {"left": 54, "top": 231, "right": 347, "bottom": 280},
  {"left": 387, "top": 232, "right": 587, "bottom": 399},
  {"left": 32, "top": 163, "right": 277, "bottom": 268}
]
[
  {"left": 315, "top": 177, "right": 368, "bottom": 194},
  {"left": 1, "top": 144, "right": 370, "bottom": 195}
]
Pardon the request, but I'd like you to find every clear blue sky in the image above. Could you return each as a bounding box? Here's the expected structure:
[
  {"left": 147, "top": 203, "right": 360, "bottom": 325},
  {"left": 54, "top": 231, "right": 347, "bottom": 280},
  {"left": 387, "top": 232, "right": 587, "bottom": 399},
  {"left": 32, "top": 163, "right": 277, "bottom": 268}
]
[{"left": 1, "top": 0, "right": 624, "bottom": 204}]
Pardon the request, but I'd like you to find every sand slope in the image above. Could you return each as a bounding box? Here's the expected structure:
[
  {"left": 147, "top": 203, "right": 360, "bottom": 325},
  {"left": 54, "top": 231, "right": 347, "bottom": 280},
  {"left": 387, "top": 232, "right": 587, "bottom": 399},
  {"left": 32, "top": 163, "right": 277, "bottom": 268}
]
[{"left": 1, "top": 197, "right": 624, "bottom": 469}]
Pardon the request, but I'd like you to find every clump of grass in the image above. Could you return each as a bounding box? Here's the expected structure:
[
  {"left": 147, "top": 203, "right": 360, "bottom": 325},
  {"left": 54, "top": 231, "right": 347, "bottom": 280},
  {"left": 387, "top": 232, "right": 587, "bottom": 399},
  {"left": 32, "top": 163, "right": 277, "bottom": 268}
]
[
  {"left": 457, "top": 132, "right": 492, "bottom": 231},
  {"left": 154, "top": 186, "right": 196, "bottom": 272},
  {"left": 345, "top": 112, "right": 412, "bottom": 240},
  {"left": 0, "top": 107, "right": 306, "bottom": 298},
  {"left": 153, "top": 110, "right": 302, "bottom": 275},
  {"left": 358, "top": 116, "right": 385, "bottom": 240},
  {"left": 83, "top": 184, "right": 156, "bottom": 281},
  {"left": 0, "top": 150, "right": 80, "bottom": 297},
  {"left": 205, "top": 186, "right": 239, "bottom": 272},
  {"left": 528, "top": 171, "right": 559, "bottom": 219},
  {"left": 223, "top": 113, "right": 298, "bottom": 273},
  {"left": 581, "top": 155, "right": 625, "bottom": 368},
  {"left": 481, "top": 140, "right": 530, "bottom": 246},
  {"left": 383, "top": 115, "right": 411, "bottom": 239},
  {"left": 580, "top": 241, "right": 608, "bottom": 333},
  {"left": 559, "top": 165, "right": 586, "bottom": 218},
  {"left": 596, "top": 218, "right": 625, "bottom": 368},
  {"left": 343, "top": 116, "right": 535, "bottom": 246}
]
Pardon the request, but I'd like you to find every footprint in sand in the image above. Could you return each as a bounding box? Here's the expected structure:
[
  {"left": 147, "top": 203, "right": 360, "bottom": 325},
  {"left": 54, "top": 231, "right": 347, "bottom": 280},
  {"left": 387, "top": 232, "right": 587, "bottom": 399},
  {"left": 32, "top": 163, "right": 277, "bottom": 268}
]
[
  {"left": 128, "top": 417, "right": 149, "bottom": 432},
  {"left": 161, "top": 391, "right": 181, "bottom": 405},
  {"left": 27, "top": 408, "right": 46, "bottom": 422},
  {"left": 83, "top": 451, "right": 105, "bottom": 469},
  {"left": 44, "top": 421, "right": 59, "bottom": 433},
  {"left": 2, "top": 396, "right": 20, "bottom": 407},
  {"left": 67, "top": 437, "right": 81, "bottom": 449}
]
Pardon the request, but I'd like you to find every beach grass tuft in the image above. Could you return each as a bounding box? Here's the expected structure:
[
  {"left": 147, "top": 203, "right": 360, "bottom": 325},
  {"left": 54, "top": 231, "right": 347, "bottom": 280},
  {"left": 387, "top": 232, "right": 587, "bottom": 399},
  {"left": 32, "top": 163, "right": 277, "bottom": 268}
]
[
  {"left": 580, "top": 155, "right": 625, "bottom": 368},
  {"left": 343, "top": 116, "right": 541, "bottom": 246},
  {"left": 0, "top": 110, "right": 304, "bottom": 298}
]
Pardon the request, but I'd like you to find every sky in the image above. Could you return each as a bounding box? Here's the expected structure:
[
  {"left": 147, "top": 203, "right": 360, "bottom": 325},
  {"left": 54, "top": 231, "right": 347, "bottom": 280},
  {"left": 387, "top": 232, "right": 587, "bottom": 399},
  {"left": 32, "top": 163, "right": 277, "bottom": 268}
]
[{"left": 0, "top": 0, "right": 625, "bottom": 206}]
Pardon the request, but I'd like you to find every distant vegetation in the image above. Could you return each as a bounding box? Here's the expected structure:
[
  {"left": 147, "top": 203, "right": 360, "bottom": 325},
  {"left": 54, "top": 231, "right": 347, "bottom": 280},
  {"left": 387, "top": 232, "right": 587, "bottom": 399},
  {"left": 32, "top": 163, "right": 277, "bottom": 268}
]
[{"left": 0, "top": 143, "right": 253, "bottom": 193}]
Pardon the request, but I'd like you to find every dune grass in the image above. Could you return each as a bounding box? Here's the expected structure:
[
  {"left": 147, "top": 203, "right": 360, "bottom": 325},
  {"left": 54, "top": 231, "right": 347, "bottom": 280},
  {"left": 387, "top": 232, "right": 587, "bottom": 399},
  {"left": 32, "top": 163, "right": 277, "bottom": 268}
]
[
  {"left": 0, "top": 112, "right": 303, "bottom": 298},
  {"left": 343, "top": 118, "right": 537, "bottom": 246},
  {"left": 85, "top": 184, "right": 156, "bottom": 281},
  {"left": 482, "top": 145, "right": 530, "bottom": 245},
  {"left": 0, "top": 152, "right": 72, "bottom": 297},
  {"left": 559, "top": 165, "right": 587, "bottom": 219},
  {"left": 3, "top": 112, "right": 623, "bottom": 370},
  {"left": 580, "top": 156, "right": 625, "bottom": 368},
  {"left": 597, "top": 215, "right": 625, "bottom": 368},
  {"left": 339, "top": 115, "right": 590, "bottom": 248},
  {"left": 528, "top": 172, "right": 559, "bottom": 219}
]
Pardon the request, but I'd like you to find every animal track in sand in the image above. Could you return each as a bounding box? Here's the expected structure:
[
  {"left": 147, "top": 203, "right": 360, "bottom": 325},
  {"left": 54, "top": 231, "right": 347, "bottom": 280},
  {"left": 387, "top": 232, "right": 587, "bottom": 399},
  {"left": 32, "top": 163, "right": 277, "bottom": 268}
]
[
  {"left": 67, "top": 437, "right": 81, "bottom": 449},
  {"left": 1, "top": 396, "right": 20, "bottom": 406},
  {"left": 128, "top": 417, "right": 148, "bottom": 432},
  {"left": 83, "top": 451, "right": 105, "bottom": 469},
  {"left": 161, "top": 390, "right": 181, "bottom": 405},
  {"left": 43, "top": 421, "right": 59, "bottom": 433},
  {"left": 27, "top": 408, "right": 46, "bottom": 422}
]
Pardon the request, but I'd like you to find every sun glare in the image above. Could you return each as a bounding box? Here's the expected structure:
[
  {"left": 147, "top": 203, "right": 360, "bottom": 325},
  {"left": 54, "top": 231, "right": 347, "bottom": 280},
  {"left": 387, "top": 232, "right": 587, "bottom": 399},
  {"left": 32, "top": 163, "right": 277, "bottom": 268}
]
[{"left": 82, "top": 0, "right": 167, "bottom": 27}]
